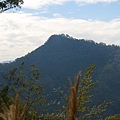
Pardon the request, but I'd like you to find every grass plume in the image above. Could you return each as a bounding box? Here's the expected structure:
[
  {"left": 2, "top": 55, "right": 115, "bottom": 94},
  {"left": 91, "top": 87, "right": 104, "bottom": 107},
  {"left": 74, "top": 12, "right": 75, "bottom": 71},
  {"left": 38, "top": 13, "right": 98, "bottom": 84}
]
[
  {"left": 68, "top": 72, "right": 81, "bottom": 120},
  {"left": 0, "top": 94, "right": 25, "bottom": 120}
]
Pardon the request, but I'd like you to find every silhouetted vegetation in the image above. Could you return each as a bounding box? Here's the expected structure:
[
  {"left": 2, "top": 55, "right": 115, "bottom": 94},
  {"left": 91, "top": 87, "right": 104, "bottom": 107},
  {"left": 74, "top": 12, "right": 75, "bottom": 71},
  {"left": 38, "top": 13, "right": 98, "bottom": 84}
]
[
  {"left": 0, "top": 0, "right": 24, "bottom": 13},
  {"left": 1, "top": 63, "right": 118, "bottom": 120}
]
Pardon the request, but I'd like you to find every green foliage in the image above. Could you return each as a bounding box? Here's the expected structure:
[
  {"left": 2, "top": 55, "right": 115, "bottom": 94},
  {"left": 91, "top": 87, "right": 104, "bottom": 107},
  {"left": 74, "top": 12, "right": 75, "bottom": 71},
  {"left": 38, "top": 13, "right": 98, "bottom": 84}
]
[
  {"left": 54, "top": 64, "right": 111, "bottom": 120},
  {"left": 1, "top": 62, "right": 47, "bottom": 119},
  {"left": 0, "top": 86, "right": 12, "bottom": 112},
  {"left": 105, "top": 114, "right": 120, "bottom": 120},
  {"left": 77, "top": 64, "right": 95, "bottom": 113},
  {"left": 75, "top": 64, "right": 111, "bottom": 120},
  {"left": 0, "top": 63, "right": 116, "bottom": 120},
  {"left": 0, "top": 0, "right": 24, "bottom": 13}
]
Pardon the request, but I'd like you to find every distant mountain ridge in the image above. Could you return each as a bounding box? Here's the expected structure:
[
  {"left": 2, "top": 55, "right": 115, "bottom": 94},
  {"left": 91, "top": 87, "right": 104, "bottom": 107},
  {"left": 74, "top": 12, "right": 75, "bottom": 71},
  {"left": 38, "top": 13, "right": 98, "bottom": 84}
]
[{"left": 0, "top": 34, "right": 120, "bottom": 116}]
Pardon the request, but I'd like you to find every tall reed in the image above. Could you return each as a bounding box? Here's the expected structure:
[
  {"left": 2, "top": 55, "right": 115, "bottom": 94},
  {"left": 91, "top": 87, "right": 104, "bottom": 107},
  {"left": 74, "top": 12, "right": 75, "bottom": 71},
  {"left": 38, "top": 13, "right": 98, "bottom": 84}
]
[
  {"left": 0, "top": 94, "right": 25, "bottom": 120},
  {"left": 68, "top": 72, "right": 80, "bottom": 120}
]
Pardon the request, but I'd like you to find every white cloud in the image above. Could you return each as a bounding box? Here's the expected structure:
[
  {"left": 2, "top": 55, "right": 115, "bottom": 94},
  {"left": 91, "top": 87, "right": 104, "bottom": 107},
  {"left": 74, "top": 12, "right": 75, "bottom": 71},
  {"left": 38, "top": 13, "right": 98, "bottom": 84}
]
[
  {"left": 23, "top": 0, "right": 69, "bottom": 9},
  {"left": 22, "top": 0, "right": 118, "bottom": 9},
  {"left": 53, "top": 13, "right": 63, "bottom": 18},
  {"left": 0, "top": 12, "right": 120, "bottom": 62},
  {"left": 75, "top": 0, "right": 118, "bottom": 4}
]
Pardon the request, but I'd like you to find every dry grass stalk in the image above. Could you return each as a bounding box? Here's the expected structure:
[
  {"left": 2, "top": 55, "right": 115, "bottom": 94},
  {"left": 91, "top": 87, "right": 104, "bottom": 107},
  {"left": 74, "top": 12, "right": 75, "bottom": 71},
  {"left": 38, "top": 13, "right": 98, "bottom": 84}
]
[
  {"left": 68, "top": 72, "right": 80, "bottom": 120},
  {"left": 0, "top": 94, "right": 25, "bottom": 120}
]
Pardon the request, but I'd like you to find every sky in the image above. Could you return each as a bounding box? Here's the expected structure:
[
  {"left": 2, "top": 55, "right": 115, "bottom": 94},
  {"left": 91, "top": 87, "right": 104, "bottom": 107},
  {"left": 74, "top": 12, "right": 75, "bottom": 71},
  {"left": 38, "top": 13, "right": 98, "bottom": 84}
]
[{"left": 0, "top": 0, "right": 120, "bottom": 62}]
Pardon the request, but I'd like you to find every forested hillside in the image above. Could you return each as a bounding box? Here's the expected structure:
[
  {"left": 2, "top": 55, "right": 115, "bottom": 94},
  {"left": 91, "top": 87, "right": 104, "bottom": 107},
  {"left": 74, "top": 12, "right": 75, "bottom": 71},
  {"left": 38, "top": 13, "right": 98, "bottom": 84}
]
[{"left": 0, "top": 34, "right": 120, "bottom": 116}]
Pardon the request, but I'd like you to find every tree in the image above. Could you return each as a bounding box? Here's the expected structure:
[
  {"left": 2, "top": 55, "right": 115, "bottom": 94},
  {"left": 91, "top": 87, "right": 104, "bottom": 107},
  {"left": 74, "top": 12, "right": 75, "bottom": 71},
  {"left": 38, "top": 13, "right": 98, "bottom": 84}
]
[
  {"left": 105, "top": 114, "right": 120, "bottom": 120},
  {"left": 0, "top": 86, "right": 12, "bottom": 113},
  {"left": 0, "top": 0, "right": 24, "bottom": 13},
  {"left": 0, "top": 62, "right": 48, "bottom": 119},
  {"left": 0, "top": 63, "right": 117, "bottom": 120},
  {"left": 54, "top": 64, "right": 111, "bottom": 120}
]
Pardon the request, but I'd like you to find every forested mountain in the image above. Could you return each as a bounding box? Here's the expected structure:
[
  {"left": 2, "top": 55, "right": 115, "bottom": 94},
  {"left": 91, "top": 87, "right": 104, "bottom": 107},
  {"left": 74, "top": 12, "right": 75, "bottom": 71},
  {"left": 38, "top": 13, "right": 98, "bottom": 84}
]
[{"left": 0, "top": 34, "right": 120, "bottom": 116}]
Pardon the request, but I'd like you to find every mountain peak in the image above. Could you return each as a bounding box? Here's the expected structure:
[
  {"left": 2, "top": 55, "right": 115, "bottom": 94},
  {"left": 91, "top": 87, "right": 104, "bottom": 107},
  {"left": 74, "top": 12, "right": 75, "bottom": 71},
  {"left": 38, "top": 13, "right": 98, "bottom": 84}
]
[
  {"left": 49, "top": 34, "right": 74, "bottom": 39},
  {"left": 47, "top": 34, "right": 75, "bottom": 42},
  {"left": 45, "top": 34, "right": 77, "bottom": 47}
]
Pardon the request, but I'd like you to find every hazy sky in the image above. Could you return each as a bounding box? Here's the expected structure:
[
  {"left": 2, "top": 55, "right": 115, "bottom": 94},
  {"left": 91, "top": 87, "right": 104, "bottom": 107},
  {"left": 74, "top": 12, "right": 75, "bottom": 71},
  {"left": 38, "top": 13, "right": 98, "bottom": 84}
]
[{"left": 0, "top": 0, "right": 120, "bottom": 62}]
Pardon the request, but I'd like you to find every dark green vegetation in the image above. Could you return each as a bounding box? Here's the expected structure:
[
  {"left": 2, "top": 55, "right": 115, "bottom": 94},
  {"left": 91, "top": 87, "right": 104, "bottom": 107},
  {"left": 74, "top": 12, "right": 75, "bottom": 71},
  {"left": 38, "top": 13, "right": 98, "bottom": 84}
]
[
  {"left": 0, "top": 0, "right": 24, "bottom": 13},
  {"left": 0, "top": 64, "right": 112, "bottom": 120},
  {"left": 0, "top": 34, "right": 120, "bottom": 117}
]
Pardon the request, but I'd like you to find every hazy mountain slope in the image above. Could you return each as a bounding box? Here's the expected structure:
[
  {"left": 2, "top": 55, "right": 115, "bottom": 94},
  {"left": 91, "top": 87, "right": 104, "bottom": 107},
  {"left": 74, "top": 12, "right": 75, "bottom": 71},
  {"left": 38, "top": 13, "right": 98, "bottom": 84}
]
[{"left": 0, "top": 34, "right": 120, "bottom": 115}]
